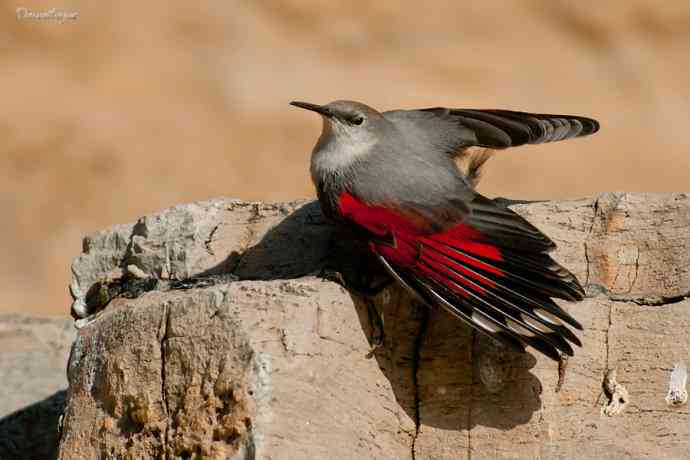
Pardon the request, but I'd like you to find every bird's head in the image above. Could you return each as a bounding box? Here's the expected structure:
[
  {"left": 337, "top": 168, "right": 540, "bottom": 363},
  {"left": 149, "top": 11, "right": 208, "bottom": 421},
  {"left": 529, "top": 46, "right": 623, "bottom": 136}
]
[{"left": 290, "top": 100, "right": 388, "bottom": 143}]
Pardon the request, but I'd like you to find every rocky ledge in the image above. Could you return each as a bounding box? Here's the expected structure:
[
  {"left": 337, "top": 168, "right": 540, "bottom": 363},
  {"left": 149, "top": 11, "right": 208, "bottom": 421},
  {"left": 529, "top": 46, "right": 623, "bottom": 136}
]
[{"left": 3, "top": 193, "right": 689, "bottom": 459}]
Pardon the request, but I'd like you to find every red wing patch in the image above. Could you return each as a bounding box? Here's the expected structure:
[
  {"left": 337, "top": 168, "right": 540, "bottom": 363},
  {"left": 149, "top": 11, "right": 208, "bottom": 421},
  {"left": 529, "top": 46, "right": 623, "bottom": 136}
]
[
  {"left": 336, "top": 191, "right": 583, "bottom": 361},
  {"left": 338, "top": 191, "right": 502, "bottom": 273}
]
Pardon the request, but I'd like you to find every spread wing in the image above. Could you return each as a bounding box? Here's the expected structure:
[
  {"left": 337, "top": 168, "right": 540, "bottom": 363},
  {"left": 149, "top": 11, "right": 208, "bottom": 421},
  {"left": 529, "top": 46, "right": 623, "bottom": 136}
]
[
  {"left": 384, "top": 107, "right": 600, "bottom": 154},
  {"left": 337, "top": 190, "right": 584, "bottom": 361}
]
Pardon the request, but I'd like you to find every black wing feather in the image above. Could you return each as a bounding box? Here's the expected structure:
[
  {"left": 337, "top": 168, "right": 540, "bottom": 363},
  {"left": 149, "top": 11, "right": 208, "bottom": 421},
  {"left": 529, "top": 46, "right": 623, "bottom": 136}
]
[{"left": 419, "top": 107, "right": 599, "bottom": 149}]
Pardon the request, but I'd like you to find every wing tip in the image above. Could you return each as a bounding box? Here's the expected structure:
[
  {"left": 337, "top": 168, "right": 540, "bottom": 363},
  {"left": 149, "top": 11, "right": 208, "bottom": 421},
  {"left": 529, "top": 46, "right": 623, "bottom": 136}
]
[
  {"left": 569, "top": 114, "right": 600, "bottom": 139},
  {"left": 374, "top": 236, "right": 585, "bottom": 362}
]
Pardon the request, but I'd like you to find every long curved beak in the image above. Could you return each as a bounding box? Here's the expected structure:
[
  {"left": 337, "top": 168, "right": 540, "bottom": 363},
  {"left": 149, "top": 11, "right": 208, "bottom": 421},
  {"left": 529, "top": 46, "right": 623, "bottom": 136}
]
[{"left": 290, "top": 101, "right": 332, "bottom": 117}]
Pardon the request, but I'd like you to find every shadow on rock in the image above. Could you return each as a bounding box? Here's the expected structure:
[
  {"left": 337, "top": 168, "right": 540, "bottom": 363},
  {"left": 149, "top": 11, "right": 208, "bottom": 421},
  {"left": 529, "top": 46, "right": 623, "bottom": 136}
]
[
  {"left": 350, "top": 290, "right": 542, "bottom": 432},
  {"left": 203, "top": 201, "right": 543, "bottom": 432},
  {"left": 0, "top": 390, "right": 66, "bottom": 460},
  {"left": 201, "top": 200, "right": 333, "bottom": 280}
]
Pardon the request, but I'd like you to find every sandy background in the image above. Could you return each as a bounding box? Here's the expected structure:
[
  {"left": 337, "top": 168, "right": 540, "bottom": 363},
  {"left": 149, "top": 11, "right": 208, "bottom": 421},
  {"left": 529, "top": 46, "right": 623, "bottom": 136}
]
[{"left": 2, "top": 1, "right": 689, "bottom": 316}]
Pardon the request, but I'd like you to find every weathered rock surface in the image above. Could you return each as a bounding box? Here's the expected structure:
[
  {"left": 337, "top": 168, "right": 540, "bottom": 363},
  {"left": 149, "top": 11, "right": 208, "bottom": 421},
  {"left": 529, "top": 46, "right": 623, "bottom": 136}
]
[{"left": 57, "top": 193, "right": 689, "bottom": 459}]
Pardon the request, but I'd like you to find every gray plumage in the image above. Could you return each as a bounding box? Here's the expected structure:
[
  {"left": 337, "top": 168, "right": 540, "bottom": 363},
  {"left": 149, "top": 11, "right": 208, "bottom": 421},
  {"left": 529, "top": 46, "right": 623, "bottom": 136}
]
[{"left": 291, "top": 99, "right": 599, "bottom": 360}]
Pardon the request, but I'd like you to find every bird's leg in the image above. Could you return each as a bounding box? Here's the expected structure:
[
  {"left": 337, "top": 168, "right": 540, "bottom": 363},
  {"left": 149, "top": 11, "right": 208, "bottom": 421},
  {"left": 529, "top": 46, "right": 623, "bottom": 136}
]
[
  {"left": 344, "top": 263, "right": 390, "bottom": 353},
  {"left": 348, "top": 266, "right": 390, "bottom": 355},
  {"left": 319, "top": 264, "right": 387, "bottom": 355},
  {"left": 318, "top": 266, "right": 393, "bottom": 296},
  {"left": 365, "top": 296, "right": 384, "bottom": 358},
  {"left": 318, "top": 228, "right": 350, "bottom": 287},
  {"left": 318, "top": 231, "right": 390, "bottom": 354},
  {"left": 318, "top": 228, "right": 393, "bottom": 296},
  {"left": 352, "top": 267, "right": 394, "bottom": 296},
  {"left": 320, "top": 264, "right": 389, "bottom": 347}
]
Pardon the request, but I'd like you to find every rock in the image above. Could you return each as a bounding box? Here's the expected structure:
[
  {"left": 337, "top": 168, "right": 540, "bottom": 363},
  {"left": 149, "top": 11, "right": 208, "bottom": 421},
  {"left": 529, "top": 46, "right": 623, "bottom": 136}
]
[
  {"left": 0, "top": 315, "right": 75, "bottom": 459},
  {"left": 58, "top": 194, "right": 690, "bottom": 459}
]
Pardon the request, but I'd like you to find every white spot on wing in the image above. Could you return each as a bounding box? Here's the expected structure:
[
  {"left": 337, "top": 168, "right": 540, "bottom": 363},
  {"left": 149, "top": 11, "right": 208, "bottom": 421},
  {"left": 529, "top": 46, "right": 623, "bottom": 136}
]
[
  {"left": 521, "top": 313, "right": 556, "bottom": 333},
  {"left": 472, "top": 312, "right": 500, "bottom": 333},
  {"left": 506, "top": 319, "right": 536, "bottom": 337},
  {"left": 534, "top": 308, "right": 564, "bottom": 326}
]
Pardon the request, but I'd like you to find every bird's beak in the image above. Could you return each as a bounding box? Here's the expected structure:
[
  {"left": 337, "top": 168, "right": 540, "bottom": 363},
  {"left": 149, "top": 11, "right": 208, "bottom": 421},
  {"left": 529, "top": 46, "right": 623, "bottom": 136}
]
[{"left": 290, "top": 101, "right": 332, "bottom": 118}]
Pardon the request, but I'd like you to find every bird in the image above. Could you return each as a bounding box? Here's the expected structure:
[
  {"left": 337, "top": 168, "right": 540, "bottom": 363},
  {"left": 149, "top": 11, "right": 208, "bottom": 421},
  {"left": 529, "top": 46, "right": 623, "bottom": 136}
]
[{"left": 290, "top": 100, "right": 599, "bottom": 361}]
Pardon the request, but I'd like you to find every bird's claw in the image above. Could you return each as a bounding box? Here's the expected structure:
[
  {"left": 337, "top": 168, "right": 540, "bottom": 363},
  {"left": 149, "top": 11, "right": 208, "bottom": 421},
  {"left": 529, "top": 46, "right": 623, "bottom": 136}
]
[
  {"left": 365, "top": 340, "right": 383, "bottom": 359},
  {"left": 318, "top": 267, "right": 348, "bottom": 289}
]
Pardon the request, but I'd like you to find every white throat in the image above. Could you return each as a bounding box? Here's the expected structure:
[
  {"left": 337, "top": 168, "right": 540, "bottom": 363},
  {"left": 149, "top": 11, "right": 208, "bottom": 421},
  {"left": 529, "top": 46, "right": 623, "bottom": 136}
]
[{"left": 310, "top": 119, "right": 376, "bottom": 182}]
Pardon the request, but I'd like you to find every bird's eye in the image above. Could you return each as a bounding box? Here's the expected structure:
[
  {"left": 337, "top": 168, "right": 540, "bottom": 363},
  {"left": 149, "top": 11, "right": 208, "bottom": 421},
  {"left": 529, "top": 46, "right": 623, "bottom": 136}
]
[{"left": 352, "top": 115, "right": 364, "bottom": 125}]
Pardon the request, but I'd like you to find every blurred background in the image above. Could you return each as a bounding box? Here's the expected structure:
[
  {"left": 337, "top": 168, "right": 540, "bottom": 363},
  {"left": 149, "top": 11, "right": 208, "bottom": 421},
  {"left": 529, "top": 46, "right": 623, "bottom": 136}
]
[{"left": 2, "top": 1, "right": 689, "bottom": 317}]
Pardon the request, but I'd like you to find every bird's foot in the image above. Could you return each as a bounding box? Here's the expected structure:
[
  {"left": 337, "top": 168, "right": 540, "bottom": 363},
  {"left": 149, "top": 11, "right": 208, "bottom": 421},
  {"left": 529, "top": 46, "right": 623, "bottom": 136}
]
[
  {"left": 318, "top": 265, "right": 393, "bottom": 298},
  {"left": 318, "top": 266, "right": 348, "bottom": 289},
  {"left": 352, "top": 275, "right": 394, "bottom": 297}
]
